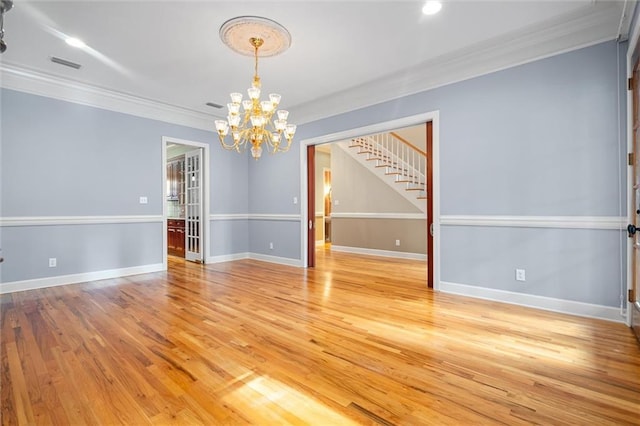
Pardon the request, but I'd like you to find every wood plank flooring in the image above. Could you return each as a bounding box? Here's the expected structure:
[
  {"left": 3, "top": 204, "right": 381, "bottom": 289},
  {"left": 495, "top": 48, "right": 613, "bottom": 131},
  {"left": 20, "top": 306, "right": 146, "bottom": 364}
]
[{"left": 2, "top": 248, "right": 639, "bottom": 425}]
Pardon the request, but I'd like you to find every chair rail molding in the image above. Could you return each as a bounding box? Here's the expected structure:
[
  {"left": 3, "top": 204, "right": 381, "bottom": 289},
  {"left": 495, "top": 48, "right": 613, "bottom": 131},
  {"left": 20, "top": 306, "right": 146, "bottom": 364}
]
[
  {"left": 440, "top": 215, "right": 626, "bottom": 230},
  {"left": 0, "top": 215, "right": 163, "bottom": 227}
]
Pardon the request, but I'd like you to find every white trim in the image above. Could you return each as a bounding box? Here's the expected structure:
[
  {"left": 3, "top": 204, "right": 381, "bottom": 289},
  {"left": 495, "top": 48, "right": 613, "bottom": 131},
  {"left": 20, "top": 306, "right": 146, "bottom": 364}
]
[
  {"left": 627, "top": 2, "right": 640, "bottom": 56},
  {"left": 208, "top": 214, "right": 302, "bottom": 221},
  {"left": 293, "top": 3, "right": 622, "bottom": 124},
  {"left": 210, "top": 214, "right": 249, "bottom": 221},
  {"left": 331, "top": 245, "right": 427, "bottom": 261},
  {"left": 440, "top": 281, "right": 625, "bottom": 323},
  {"left": 440, "top": 215, "right": 626, "bottom": 230},
  {"left": 316, "top": 240, "right": 326, "bottom": 246},
  {"left": 625, "top": 1, "right": 639, "bottom": 328},
  {"left": 249, "top": 214, "right": 301, "bottom": 222},
  {"left": 0, "top": 5, "right": 623, "bottom": 129},
  {"left": 1, "top": 64, "right": 218, "bottom": 131},
  {"left": 616, "top": 0, "right": 634, "bottom": 42},
  {"left": 0, "top": 215, "right": 162, "bottom": 227},
  {"left": 315, "top": 212, "right": 324, "bottom": 217},
  {"left": 206, "top": 253, "right": 250, "bottom": 264},
  {"left": 331, "top": 212, "right": 426, "bottom": 220},
  {"left": 300, "top": 111, "right": 440, "bottom": 291},
  {"left": 0, "top": 263, "right": 164, "bottom": 294},
  {"left": 249, "top": 253, "right": 302, "bottom": 267}
]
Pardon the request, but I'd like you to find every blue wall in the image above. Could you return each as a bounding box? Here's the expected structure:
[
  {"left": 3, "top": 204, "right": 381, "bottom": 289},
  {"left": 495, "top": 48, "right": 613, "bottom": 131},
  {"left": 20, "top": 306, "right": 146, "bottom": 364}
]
[
  {"left": 248, "top": 40, "right": 627, "bottom": 308},
  {"left": 1, "top": 39, "right": 628, "bottom": 311},
  {"left": 0, "top": 89, "right": 249, "bottom": 283}
]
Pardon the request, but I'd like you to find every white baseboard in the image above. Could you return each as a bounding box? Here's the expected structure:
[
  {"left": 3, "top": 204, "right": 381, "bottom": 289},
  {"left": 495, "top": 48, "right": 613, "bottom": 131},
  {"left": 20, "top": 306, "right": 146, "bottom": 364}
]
[
  {"left": 206, "top": 252, "right": 250, "bottom": 263},
  {"left": 0, "top": 252, "right": 302, "bottom": 294},
  {"left": 439, "top": 281, "right": 624, "bottom": 323},
  {"left": 249, "top": 253, "right": 303, "bottom": 267},
  {"left": 208, "top": 252, "right": 302, "bottom": 267},
  {"left": 331, "top": 245, "right": 427, "bottom": 261},
  {"left": 0, "top": 263, "right": 165, "bottom": 294},
  {"left": 316, "top": 240, "right": 326, "bottom": 246}
]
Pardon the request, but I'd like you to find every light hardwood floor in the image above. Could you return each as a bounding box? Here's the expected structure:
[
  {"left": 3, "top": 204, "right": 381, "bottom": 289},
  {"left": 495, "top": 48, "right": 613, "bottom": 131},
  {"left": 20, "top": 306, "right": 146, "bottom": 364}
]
[{"left": 2, "top": 248, "right": 639, "bottom": 425}]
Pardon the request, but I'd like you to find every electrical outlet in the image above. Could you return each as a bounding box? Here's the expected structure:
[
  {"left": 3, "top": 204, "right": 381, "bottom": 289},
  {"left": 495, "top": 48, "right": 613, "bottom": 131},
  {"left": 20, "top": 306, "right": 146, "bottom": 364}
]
[
  {"left": 49, "top": 258, "right": 57, "bottom": 268},
  {"left": 515, "top": 269, "right": 526, "bottom": 281},
  {"left": 334, "top": 200, "right": 339, "bottom": 206},
  {"left": 269, "top": 242, "right": 274, "bottom": 250},
  {"left": 395, "top": 239, "right": 400, "bottom": 246},
  {"left": 139, "top": 196, "right": 148, "bottom": 204},
  {"left": 293, "top": 197, "right": 298, "bottom": 204}
]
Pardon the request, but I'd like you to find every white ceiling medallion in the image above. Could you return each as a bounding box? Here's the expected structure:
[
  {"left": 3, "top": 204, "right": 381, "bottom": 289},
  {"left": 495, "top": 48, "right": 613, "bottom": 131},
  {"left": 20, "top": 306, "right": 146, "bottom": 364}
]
[{"left": 219, "top": 16, "right": 291, "bottom": 57}]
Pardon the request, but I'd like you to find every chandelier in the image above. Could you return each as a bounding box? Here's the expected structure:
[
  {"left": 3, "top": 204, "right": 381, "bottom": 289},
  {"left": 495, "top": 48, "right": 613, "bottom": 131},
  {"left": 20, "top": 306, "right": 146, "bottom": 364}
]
[{"left": 215, "top": 17, "right": 296, "bottom": 160}]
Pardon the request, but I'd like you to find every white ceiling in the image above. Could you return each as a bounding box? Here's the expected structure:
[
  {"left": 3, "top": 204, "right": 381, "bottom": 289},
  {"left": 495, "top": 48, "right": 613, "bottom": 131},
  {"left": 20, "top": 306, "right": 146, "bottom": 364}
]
[{"left": 0, "top": 1, "right": 632, "bottom": 126}]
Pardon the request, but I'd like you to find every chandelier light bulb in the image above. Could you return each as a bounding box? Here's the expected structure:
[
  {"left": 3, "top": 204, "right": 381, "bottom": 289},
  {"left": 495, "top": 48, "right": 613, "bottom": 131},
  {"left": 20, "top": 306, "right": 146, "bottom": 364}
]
[
  {"left": 261, "top": 101, "right": 274, "bottom": 112},
  {"left": 248, "top": 87, "right": 260, "bottom": 100},
  {"left": 227, "top": 103, "right": 240, "bottom": 114},
  {"left": 229, "top": 115, "right": 241, "bottom": 127},
  {"left": 270, "top": 94, "right": 281, "bottom": 105}
]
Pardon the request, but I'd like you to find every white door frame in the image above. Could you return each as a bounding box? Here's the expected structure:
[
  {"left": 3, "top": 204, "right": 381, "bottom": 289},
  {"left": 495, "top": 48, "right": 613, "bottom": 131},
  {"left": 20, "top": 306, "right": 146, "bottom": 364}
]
[
  {"left": 299, "top": 111, "right": 441, "bottom": 290},
  {"left": 162, "top": 136, "right": 210, "bottom": 269}
]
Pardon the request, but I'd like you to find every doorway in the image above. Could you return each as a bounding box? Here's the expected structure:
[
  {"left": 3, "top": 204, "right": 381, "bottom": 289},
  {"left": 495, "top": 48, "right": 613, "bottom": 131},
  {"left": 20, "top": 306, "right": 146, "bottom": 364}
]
[
  {"left": 300, "top": 112, "right": 440, "bottom": 289},
  {"left": 162, "top": 136, "right": 210, "bottom": 269}
]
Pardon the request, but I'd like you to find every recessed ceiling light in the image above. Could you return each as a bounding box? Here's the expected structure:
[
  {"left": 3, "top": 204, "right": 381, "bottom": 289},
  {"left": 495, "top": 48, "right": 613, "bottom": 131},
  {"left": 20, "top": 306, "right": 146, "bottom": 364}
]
[
  {"left": 422, "top": 1, "right": 442, "bottom": 15},
  {"left": 65, "top": 37, "right": 86, "bottom": 48}
]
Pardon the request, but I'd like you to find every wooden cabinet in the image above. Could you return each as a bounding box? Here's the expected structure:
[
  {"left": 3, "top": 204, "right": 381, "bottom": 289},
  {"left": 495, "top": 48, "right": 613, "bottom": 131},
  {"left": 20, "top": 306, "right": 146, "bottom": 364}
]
[{"left": 167, "top": 219, "right": 185, "bottom": 257}]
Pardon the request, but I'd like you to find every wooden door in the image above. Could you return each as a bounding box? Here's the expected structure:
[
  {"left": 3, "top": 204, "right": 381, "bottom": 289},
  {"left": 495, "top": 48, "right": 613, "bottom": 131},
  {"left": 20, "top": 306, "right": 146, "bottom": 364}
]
[
  {"left": 307, "top": 145, "right": 316, "bottom": 267},
  {"left": 630, "top": 59, "right": 640, "bottom": 341},
  {"left": 426, "top": 121, "right": 434, "bottom": 289}
]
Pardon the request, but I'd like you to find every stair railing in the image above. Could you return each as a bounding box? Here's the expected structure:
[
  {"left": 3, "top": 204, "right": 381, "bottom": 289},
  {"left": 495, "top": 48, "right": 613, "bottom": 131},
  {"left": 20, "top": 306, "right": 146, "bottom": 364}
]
[{"left": 351, "top": 131, "right": 427, "bottom": 194}]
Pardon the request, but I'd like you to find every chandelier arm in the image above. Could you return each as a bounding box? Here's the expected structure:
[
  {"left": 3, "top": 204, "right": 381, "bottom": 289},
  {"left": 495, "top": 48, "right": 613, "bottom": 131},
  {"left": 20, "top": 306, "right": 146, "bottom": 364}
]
[{"left": 218, "top": 136, "right": 241, "bottom": 151}]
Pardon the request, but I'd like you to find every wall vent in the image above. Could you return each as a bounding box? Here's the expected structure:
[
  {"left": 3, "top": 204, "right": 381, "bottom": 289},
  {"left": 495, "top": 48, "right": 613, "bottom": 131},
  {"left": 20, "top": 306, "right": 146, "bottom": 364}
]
[{"left": 50, "top": 56, "right": 81, "bottom": 69}]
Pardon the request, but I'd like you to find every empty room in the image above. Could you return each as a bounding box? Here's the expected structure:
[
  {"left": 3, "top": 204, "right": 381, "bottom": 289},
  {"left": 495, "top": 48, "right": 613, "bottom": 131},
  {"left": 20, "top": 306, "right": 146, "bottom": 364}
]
[{"left": 1, "top": 1, "right": 639, "bottom": 424}]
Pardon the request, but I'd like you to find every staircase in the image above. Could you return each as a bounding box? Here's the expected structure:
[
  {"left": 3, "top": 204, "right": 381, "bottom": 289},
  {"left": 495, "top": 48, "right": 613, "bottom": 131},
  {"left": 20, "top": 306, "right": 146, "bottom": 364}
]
[{"left": 337, "top": 131, "right": 427, "bottom": 213}]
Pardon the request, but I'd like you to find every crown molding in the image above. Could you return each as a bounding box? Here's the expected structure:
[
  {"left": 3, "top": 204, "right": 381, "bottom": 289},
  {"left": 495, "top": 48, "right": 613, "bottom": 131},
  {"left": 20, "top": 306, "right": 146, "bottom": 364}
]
[
  {"left": 292, "top": 2, "right": 623, "bottom": 124},
  {"left": 0, "top": 3, "right": 624, "bottom": 129},
  {"left": 0, "top": 63, "right": 216, "bottom": 131}
]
